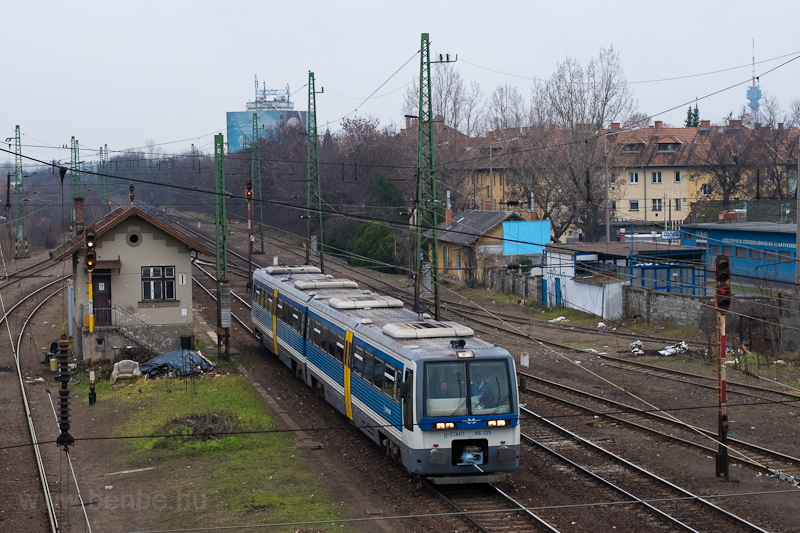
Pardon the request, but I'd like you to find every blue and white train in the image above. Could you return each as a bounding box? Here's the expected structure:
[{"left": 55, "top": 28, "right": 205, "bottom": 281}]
[{"left": 251, "top": 265, "right": 520, "bottom": 484}]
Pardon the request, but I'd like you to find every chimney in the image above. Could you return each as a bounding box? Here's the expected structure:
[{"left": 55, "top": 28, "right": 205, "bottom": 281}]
[
  {"left": 700, "top": 120, "right": 710, "bottom": 130},
  {"left": 654, "top": 121, "right": 662, "bottom": 134},
  {"left": 483, "top": 200, "right": 491, "bottom": 211},
  {"left": 729, "top": 120, "right": 742, "bottom": 129},
  {"left": 610, "top": 122, "right": 621, "bottom": 130},
  {"left": 529, "top": 191, "right": 538, "bottom": 220},
  {"left": 445, "top": 191, "right": 453, "bottom": 228},
  {"left": 74, "top": 197, "right": 85, "bottom": 235},
  {"left": 778, "top": 122, "right": 784, "bottom": 130}
]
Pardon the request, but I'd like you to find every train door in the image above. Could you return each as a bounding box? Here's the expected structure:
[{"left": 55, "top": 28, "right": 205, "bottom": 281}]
[
  {"left": 541, "top": 278, "right": 547, "bottom": 307},
  {"left": 271, "top": 289, "right": 278, "bottom": 354},
  {"left": 343, "top": 331, "right": 353, "bottom": 420},
  {"left": 554, "top": 278, "right": 561, "bottom": 307},
  {"left": 402, "top": 369, "right": 414, "bottom": 431}
]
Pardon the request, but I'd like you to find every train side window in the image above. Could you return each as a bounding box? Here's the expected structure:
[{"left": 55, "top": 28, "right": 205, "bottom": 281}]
[
  {"left": 311, "top": 320, "right": 322, "bottom": 347},
  {"left": 276, "top": 301, "right": 284, "bottom": 323},
  {"left": 320, "top": 326, "right": 331, "bottom": 354},
  {"left": 267, "top": 293, "right": 273, "bottom": 312},
  {"left": 383, "top": 364, "right": 397, "bottom": 400},
  {"left": 373, "top": 358, "right": 385, "bottom": 390},
  {"left": 334, "top": 334, "right": 345, "bottom": 363},
  {"left": 352, "top": 345, "right": 364, "bottom": 376},
  {"left": 291, "top": 309, "right": 300, "bottom": 333},
  {"left": 363, "top": 351, "right": 375, "bottom": 382},
  {"left": 403, "top": 369, "right": 414, "bottom": 431}
]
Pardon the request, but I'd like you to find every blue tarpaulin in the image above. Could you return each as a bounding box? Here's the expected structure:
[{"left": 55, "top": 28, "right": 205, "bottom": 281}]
[{"left": 140, "top": 350, "right": 216, "bottom": 377}]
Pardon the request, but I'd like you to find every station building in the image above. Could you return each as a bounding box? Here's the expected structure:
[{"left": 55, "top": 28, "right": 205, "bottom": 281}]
[
  {"left": 681, "top": 221, "right": 797, "bottom": 284},
  {"left": 50, "top": 199, "right": 212, "bottom": 361}
]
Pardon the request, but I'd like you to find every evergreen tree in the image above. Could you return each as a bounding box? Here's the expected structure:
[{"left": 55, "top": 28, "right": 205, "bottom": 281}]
[
  {"left": 685, "top": 106, "right": 694, "bottom": 127},
  {"left": 692, "top": 105, "right": 700, "bottom": 127}
]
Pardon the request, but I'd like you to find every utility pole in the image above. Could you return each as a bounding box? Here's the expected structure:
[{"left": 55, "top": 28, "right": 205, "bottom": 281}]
[
  {"left": 714, "top": 254, "right": 732, "bottom": 479},
  {"left": 70, "top": 137, "right": 81, "bottom": 233},
  {"left": 13, "top": 125, "right": 29, "bottom": 258},
  {"left": 306, "top": 71, "right": 324, "bottom": 273},
  {"left": 246, "top": 178, "right": 253, "bottom": 288},
  {"left": 795, "top": 134, "right": 800, "bottom": 285},
  {"left": 99, "top": 144, "right": 110, "bottom": 211},
  {"left": 414, "top": 33, "right": 455, "bottom": 320},
  {"left": 214, "top": 134, "right": 231, "bottom": 361},
  {"left": 251, "top": 113, "right": 264, "bottom": 254}
]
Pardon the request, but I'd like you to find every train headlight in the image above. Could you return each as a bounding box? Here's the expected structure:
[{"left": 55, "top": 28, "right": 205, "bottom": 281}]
[
  {"left": 436, "top": 422, "right": 446, "bottom": 430},
  {"left": 496, "top": 420, "right": 506, "bottom": 426},
  {"left": 488, "top": 420, "right": 496, "bottom": 427},
  {"left": 445, "top": 422, "right": 455, "bottom": 429},
  {"left": 436, "top": 422, "right": 456, "bottom": 430}
]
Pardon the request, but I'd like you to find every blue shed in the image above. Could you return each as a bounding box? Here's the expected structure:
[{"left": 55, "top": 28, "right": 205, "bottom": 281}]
[{"left": 681, "top": 222, "right": 797, "bottom": 284}]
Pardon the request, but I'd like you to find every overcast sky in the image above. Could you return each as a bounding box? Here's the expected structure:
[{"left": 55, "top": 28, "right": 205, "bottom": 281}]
[{"left": 4, "top": 0, "right": 800, "bottom": 167}]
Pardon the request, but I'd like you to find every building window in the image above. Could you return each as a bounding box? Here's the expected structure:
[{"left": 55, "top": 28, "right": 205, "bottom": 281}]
[
  {"left": 764, "top": 250, "right": 776, "bottom": 262},
  {"left": 674, "top": 199, "right": 682, "bottom": 211},
  {"left": 443, "top": 246, "right": 449, "bottom": 267},
  {"left": 722, "top": 246, "right": 733, "bottom": 256},
  {"left": 610, "top": 200, "right": 617, "bottom": 210},
  {"left": 142, "top": 266, "right": 175, "bottom": 301},
  {"left": 735, "top": 247, "right": 747, "bottom": 259},
  {"left": 779, "top": 250, "right": 792, "bottom": 263},
  {"left": 652, "top": 172, "right": 662, "bottom": 184},
  {"left": 749, "top": 249, "right": 761, "bottom": 260},
  {"left": 629, "top": 200, "right": 639, "bottom": 211},
  {"left": 622, "top": 143, "right": 642, "bottom": 153},
  {"left": 658, "top": 143, "right": 676, "bottom": 152},
  {"left": 701, "top": 183, "right": 712, "bottom": 196},
  {"left": 629, "top": 172, "right": 639, "bottom": 184},
  {"left": 652, "top": 199, "right": 662, "bottom": 212},
  {"left": 710, "top": 244, "right": 720, "bottom": 255},
  {"left": 675, "top": 171, "right": 681, "bottom": 183}
]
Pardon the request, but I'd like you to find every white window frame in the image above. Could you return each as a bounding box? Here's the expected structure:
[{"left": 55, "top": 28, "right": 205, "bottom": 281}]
[
  {"left": 141, "top": 266, "right": 176, "bottom": 301},
  {"left": 675, "top": 199, "right": 682, "bottom": 211},
  {"left": 652, "top": 172, "right": 662, "bottom": 184},
  {"left": 652, "top": 199, "right": 662, "bottom": 212},
  {"left": 629, "top": 172, "right": 639, "bottom": 184},
  {"left": 674, "top": 171, "right": 681, "bottom": 183}
]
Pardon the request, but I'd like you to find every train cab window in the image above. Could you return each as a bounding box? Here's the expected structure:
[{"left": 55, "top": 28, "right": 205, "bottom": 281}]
[
  {"left": 425, "top": 361, "right": 468, "bottom": 417},
  {"left": 254, "top": 288, "right": 261, "bottom": 306},
  {"left": 363, "top": 351, "right": 375, "bottom": 382},
  {"left": 468, "top": 360, "right": 512, "bottom": 416},
  {"left": 352, "top": 345, "right": 365, "bottom": 376},
  {"left": 373, "top": 358, "right": 385, "bottom": 390},
  {"left": 334, "top": 334, "right": 345, "bottom": 363}
]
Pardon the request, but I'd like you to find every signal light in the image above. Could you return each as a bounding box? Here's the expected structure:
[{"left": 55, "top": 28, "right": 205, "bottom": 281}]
[
  {"left": 714, "top": 254, "right": 732, "bottom": 312},
  {"left": 246, "top": 179, "right": 252, "bottom": 200},
  {"left": 129, "top": 183, "right": 135, "bottom": 203},
  {"left": 85, "top": 231, "right": 96, "bottom": 249},
  {"left": 86, "top": 251, "right": 96, "bottom": 272}
]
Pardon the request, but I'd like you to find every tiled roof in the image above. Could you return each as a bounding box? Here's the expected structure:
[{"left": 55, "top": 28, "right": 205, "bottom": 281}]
[
  {"left": 50, "top": 206, "right": 214, "bottom": 261},
  {"left": 426, "top": 210, "right": 524, "bottom": 246}
]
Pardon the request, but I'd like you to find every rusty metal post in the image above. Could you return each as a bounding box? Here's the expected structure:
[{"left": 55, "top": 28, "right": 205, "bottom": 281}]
[{"left": 716, "top": 311, "right": 729, "bottom": 478}]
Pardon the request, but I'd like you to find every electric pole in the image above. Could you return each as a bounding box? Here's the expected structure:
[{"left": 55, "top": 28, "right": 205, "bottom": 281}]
[
  {"left": 70, "top": 136, "right": 81, "bottom": 233},
  {"left": 306, "top": 71, "right": 324, "bottom": 273},
  {"left": 13, "top": 125, "right": 29, "bottom": 258},
  {"left": 246, "top": 178, "right": 253, "bottom": 288},
  {"left": 251, "top": 113, "right": 264, "bottom": 254},
  {"left": 714, "top": 254, "right": 733, "bottom": 479},
  {"left": 414, "top": 33, "right": 455, "bottom": 320},
  {"left": 214, "top": 134, "right": 231, "bottom": 360},
  {"left": 99, "top": 144, "right": 110, "bottom": 211}
]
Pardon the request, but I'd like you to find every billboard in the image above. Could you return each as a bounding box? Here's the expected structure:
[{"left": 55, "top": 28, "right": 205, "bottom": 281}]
[
  {"left": 226, "top": 110, "right": 308, "bottom": 152},
  {"left": 502, "top": 220, "right": 551, "bottom": 256}
]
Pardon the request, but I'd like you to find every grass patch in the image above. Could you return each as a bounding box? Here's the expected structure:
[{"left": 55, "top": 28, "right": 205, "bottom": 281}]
[
  {"left": 457, "top": 289, "right": 522, "bottom": 306},
  {"left": 529, "top": 305, "right": 599, "bottom": 326},
  {"left": 74, "top": 375, "right": 351, "bottom": 531}
]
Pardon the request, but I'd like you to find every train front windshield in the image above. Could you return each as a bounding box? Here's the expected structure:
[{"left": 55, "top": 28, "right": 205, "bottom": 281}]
[{"left": 424, "top": 360, "right": 512, "bottom": 417}]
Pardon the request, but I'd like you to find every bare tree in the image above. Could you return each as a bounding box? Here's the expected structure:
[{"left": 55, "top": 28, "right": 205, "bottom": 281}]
[
  {"left": 485, "top": 84, "right": 527, "bottom": 132},
  {"left": 402, "top": 61, "right": 485, "bottom": 136},
  {"left": 703, "top": 124, "right": 759, "bottom": 208}
]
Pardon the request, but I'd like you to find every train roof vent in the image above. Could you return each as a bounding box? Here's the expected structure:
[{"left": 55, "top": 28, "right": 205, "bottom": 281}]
[
  {"left": 382, "top": 321, "right": 474, "bottom": 339},
  {"left": 328, "top": 295, "right": 403, "bottom": 309},
  {"left": 360, "top": 318, "right": 373, "bottom": 325},
  {"left": 293, "top": 279, "right": 359, "bottom": 290},
  {"left": 266, "top": 265, "right": 322, "bottom": 275}
]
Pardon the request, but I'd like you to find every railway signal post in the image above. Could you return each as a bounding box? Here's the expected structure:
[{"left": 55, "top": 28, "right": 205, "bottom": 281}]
[
  {"left": 86, "top": 230, "right": 97, "bottom": 405},
  {"left": 714, "top": 254, "right": 732, "bottom": 479}
]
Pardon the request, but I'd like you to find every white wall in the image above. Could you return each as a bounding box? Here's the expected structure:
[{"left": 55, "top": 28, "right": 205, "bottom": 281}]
[{"left": 544, "top": 250, "right": 626, "bottom": 319}]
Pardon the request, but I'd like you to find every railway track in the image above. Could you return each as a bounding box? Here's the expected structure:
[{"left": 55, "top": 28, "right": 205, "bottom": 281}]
[
  {"left": 520, "top": 371, "right": 800, "bottom": 485},
  {"left": 520, "top": 404, "right": 771, "bottom": 532}
]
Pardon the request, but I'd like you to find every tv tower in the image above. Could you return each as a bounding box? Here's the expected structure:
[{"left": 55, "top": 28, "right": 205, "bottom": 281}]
[{"left": 745, "top": 39, "right": 762, "bottom": 125}]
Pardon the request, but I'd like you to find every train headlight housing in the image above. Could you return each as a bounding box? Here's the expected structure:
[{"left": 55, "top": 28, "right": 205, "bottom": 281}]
[
  {"left": 436, "top": 422, "right": 445, "bottom": 430},
  {"left": 487, "top": 420, "right": 506, "bottom": 427},
  {"left": 435, "top": 422, "right": 455, "bottom": 430}
]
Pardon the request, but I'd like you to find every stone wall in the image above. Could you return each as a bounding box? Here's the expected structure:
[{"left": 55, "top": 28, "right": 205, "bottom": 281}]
[{"left": 484, "top": 269, "right": 541, "bottom": 304}]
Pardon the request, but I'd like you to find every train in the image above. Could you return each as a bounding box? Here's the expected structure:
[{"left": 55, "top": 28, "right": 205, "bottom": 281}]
[{"left": 250, "top": 265, "right": 520, "bottom": 484}]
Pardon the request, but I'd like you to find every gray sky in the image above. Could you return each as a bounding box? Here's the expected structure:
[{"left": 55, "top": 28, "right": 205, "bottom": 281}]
[{"left": 4, "top": 0, "right": 800, "bottom": 166}]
